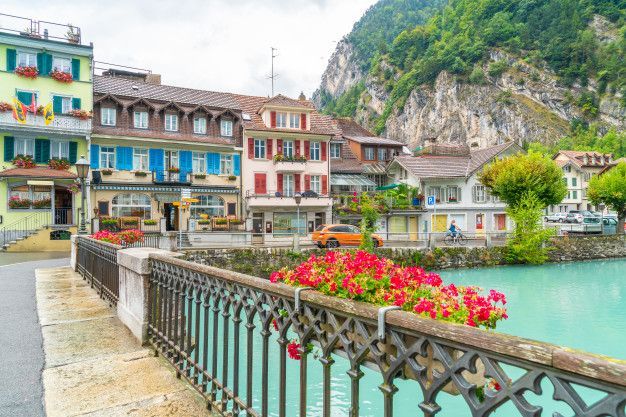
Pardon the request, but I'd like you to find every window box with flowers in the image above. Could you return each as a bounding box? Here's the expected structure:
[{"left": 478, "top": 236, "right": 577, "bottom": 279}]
[
  {"left": 134, "top": 171, "right": 148, "bottom": 177},
  {"left": 194, "top": 173, "right": 206, "bottom": 180},
  {"left": 15, "top": 66, "right": 39, "bottom": 79},
  {"left": 167, "top": 167, "right": 180, "bottom": 173},
  {"left": 33, "top": 198, "right": 52, "bottom": 209},
  {"left": 227, "top": 175, "right": 237, "bottom": 181},
  {"left": 68, "top": 109, "right": 91, "bottom": 120},
  {"left": 48, "top": 158, "right": 71, "bottom": 171},
  {"left": 273, "top": 154, "right": 307, "bottom": 163},
  {"left": 8, "top": 196, "right": 32, "bottom": 209},
  {"left": 101, "top": 169, "right": 113, "bottom": 176},
  {"left": 0, "top": 102, "right": 14, "bottom": 112},
  {"left": 50, "top": 69, "right": 73, "bottom": 83},
  {"left": 12, "top": 154, "right": 36, "bottom": 169}
]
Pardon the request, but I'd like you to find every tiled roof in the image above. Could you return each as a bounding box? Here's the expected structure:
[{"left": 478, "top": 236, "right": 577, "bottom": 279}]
[
  {"left": 333, "top": 118, "right": 375, "bottom": 137},
  {"left": 330, "top": 140, "right": 362, "bottom": 173},
  {"left": 344, "top": 135, "right": 404, "bottom": 146},
  {"left": 91, "top": 126, "right": 236, "bottom": 146},
  {"left": 554, "top": 150, "right": 614, "bottom": 168},
  {"left": 468, "top": 142, "right": 520, "bottom": 174},
  {"left": 94, "top": 76, "right": 241, "bottom": 110},
  {"left": 263, "top": 94, "right": 310, "bottom": 110},
  {"left": 0, "top": 167, "right": 77, "bottom": 179}
]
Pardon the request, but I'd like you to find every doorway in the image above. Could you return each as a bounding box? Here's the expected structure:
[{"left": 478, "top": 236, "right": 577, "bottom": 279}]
[
  {"left": 54, "top": 187, "right": 73, "bottom": 225},
  {"left": 252, "top": 213, "right": 264, "bottom": 245},
  {"left": 475, "top": 213, "right": 485, "bottom": 236},
  {"left": 164, "top": 203, "right": 179, "bottom": 231}
]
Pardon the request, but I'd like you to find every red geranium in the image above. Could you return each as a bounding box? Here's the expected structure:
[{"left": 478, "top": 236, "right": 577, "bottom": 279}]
[
  {"left": 287, "top": 340, "right": 301, "bottom": 360},
  {"left": 50, "top": 69, "right": 73, "bottom": 83},
  {"left": 15, "top": 66, "right": 39, "bottom": 79}
]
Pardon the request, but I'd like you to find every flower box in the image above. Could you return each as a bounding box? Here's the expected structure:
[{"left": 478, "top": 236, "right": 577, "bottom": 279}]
[
  {"left": 198, "top": 220, "right": 212, "bottom": 225},
  {"left": 33, "top": 199, "right": 52, "bottom": 209},
  {"left": 50, "top": 70, "right": 73, "bottom": 83},
  {"left": 101, "top": 169, "right": 113, "bottom": 175},
  {"left": 214, "top": 218, "right": 228, "bottom": 225},
  {"left": 134, "top": 171, "right": 147, "bottom": 177},
  {"left": 194, "top": 174, "right": 206, "bottom": 180},
  {"left": 273, "top": 154, "right": 307, "bottom": 163},
  {"left": 0, "top": 102, "right": 13, "bottom": 112},
  {"left": 227, "top": 175, "right": 237, "bottom": 181},
  {"left": 15, "top": 66, "right": 39, "bottom": 79},
  {"left": 167, "top": 167, "right": 180, "bottom": 173},
  {"left": 12, "top": 154, "right": 36, "bottom": 169},
  {"left": 68, "top": 109, "right": 91, "bottom": 120},
  {"left": 9, "top": 197, "right": 32, "bottom": 209},
  {"left": 48, "top": 158, "right": 71, "bottom": 171},
  {"left": 143, "top": 219, "right": 158, "bottom": 226}
]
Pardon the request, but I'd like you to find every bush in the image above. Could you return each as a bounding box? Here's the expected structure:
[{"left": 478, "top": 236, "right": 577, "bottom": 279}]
[
  {"left": 488, "top": 60, "right": 508, "bottom": 78},
  {"left": 143, "top": 219, "right": 157, "bottom": 226},
  {"left": 468, "top": 66, "right": 485, "bottom": 84}
]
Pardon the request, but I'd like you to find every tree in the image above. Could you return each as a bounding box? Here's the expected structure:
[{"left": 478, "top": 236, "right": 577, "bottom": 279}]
[
  {"left": 588, "top": 162, "right": 626, "bottom": 235},
  {"left": 358, "top": 193, "right": 381, "bottom": 252}
]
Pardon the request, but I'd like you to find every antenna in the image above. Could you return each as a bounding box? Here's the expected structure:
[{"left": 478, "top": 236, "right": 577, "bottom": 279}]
[{"left": 266, "top": 47, "right": 279, "bottom": 96}]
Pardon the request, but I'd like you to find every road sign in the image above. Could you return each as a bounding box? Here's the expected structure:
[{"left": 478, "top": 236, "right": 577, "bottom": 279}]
[
  {"left": 426, "top": 195, "right": 436, "bottom": 208},
  {"left": 181, "top": 188, "right": 191, "bottom": 199}
]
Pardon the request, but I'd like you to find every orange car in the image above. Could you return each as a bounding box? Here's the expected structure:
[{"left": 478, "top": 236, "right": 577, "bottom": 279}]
[{"left": 312, "top": 224, "right": 384, "bottom": 249}]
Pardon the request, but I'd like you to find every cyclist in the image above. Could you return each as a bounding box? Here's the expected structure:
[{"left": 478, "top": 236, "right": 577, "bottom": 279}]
[{"left": 448, "top": 220, "right": 461, "bottom": 239}]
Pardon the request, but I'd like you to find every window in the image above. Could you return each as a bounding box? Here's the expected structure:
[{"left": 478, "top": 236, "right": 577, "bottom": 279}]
[
  {"left": 164, "top": 151, "right": 178, "bottom": 169},
  {"left": 111, "top": 193, "right": 152, "bottom": 219},
  {"left": 101, "top": 108, "right": 116, "bottom": 126},
  {"left": 134, "top": 111, "right": 148, "bottom": 129},
  {"left": 164, "top": 113, "right": 178, "bottom": 131},
  {"left": 364, "top": 147, "right": 375, "bottom": 160},
  {"left": 190, "top": 195, "right": 225, "bottom": 219},
  {"left": 563, "top": 165, "right": 571, "bottom": 173},
  {"left": 17, "top": 51, "right": 37, "bottom": 68},
  {"left": 447, "top": 186, "right": 461, "bottom": 203},
  {"left": 193, "top": 152, "right": 206, "bottom": 173},
  {"left": 14, "top": 138, "right": 35, "bottom": 157},
  {"left": 283, "top": 174, "right": 295, "bottom": 197},
  {"left": 254, "top": 139, "right": 266, "bottom": 159},
  {"left": 9, "top": 185, "right": 51, "bottom": 210},
  {"left": 290, "top": 113, "right": 300, "bottom": 129},
  {"left": 60, "top": 96, "right": 72, "bottom": 114},
  {"left": 472, "top": 185, "right": 487, "bottom": 203},
  {"left": 220, "top": 154, "right": 233, "bottom": 175},
  {"left": 330, "top": 143, "right": 341, "bottom": 159},
  {"left": 310, "top": 141, "right": 321, "bottom": 161},
  {"left": 273, "top": 212, "right": 306, "bottom": 237},
  {"left": 220, "top": 119, "right": 233, "bottom": 136},
  {"left": 133, "top": 148, "right": 149, "bottom": 171},
  {"left": 100, "top": 146, "right": 115, "bottom": 169},
  {"left": 428, "top": 186, "right": 443, "bottom": 203},
  {"left": 378, "top": 148, "right": 387, "bottom": 161},
  {"left": 283, "top": 140, "right": 294, "bottom": 158},
  {"left": 572, "top": 177, "right": 577, "bottom": 187},
  {"left": 52, "top": 56, "right": 71, "bottom": 73},
  {"left": 50, "top": 140, "right": 70, "bottom": 160},
  {"left": 572, "top": 190, "right": 578, "bottom": 199},
  {"left": 194, "top": 117, "right": 207, "bottom": 134},
  {"left": 276, "top": 112, "right": 287, "bottom": 128},
  {"left": 310, "top": 175, "right": 321, "bottom": 194}
]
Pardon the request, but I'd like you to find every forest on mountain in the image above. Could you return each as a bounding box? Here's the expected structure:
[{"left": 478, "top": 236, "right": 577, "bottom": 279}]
[{"left": 318, "top": 0, "right": 625, "bottom": 154}]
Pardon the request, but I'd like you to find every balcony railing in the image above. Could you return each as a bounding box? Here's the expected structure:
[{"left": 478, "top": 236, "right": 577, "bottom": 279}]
[
  {"left": 152, "top": 170, "right": 191, "bottom": 185},
  {"left": 0, "top": 13, "right": 82, "bottom": 44},
  {"left": 0, "top": 112, "right": 91, "bottom": 134},
  {"left": 246, "top": 189, "right": 330, "bottom": 199}
]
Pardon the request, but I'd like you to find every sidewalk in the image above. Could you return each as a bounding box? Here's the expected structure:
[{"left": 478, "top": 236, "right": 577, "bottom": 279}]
[{"left": 36, "top": 265, "right": 213, "bottom": 417}]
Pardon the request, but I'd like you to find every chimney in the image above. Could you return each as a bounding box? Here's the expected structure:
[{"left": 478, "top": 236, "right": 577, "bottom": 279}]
[
  {"left": 145, "top": 73, "right": 161, "bottom": 85},
  {"left": 298, "top": 91, "right": 306, "bottom": 101}
]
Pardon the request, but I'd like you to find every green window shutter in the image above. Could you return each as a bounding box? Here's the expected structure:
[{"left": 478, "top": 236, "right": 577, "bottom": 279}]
[
  {"left": 6, "top": 49, "right": 16, "bottom": 71},
  {"left": 71, "top": 58, "right": 80, "bottom": 80},
  {"left": 17, "top": 91, "right": 32, "bottom": 105},
  {"left": 72, "top": 97, "right": 81, "bottom": 110},
  {"left": 52, "top": 96, "right": 63, "bottom": 114},
  {"left": 37, "top": 53, "right": 43, "bottom": 72},
  {"left": 35, "top": 139, "right": 50, "bottom": 163},
  {"left": 4, "top": 136, "right": 15, "bottom": 161},
  {"left": 69, "top": 142, "right": 78, "bottom": 164},
  {"left": 42, "top": 53, "right": 52, "bottom": 75}
]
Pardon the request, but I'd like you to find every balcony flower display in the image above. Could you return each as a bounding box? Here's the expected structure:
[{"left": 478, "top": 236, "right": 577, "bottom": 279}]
[
  {"left": 273, "top": 154, "right": 307, "bottom": 163},
  {"left": 134, "top": 171, "right": 147, "bottom": 177},
  {"left": 67, "top": 181, "right": 81, "bottom": 194},
  {"left": 194, "top": 173, "right": 206, "bottom": 179},
  {"left": 0, "top": 102, "right": 13, "bottom": 112},
  {"left": 12, "top": 154, "right": 36, "bottom": 169},
  {"left": 33, "top": 198, "right": 52, "bottom": 209},
  {"left": 9, "top": 195, "right": 32, "bottom": 209},
  {"left": 227, "top": 175, "right": 237, "bottom": 181},
  {"left": 50, "top": 69, "right": 73, "bottom": 83},
  {"left": 15, "top": 66, "right": 39, "bottom": 79},
  {"left": 117, "top": 229, "right": 144, "bottom": 245},
  {"left": 90, "top": 229, "right": 144, "bottom": 246},
  {"left": 167, "top": 166, "right": 180, "bottom": 173},
  {"left": 270, "top": 251, "right": 508, "bottom": 329},
  {"left": 48, "top": 158, "right": 71, "bottom": 171},
  {"left": 101, "top": 169, "right": 113, "bottom": 175},
  {"left": 67, "top": 109, "right": 91, "bottom": 120}
]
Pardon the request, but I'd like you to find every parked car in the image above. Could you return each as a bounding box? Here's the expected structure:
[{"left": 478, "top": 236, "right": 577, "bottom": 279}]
[
  {"left": 544, "top": 212, "right": 567, "bottom": 222},
  {"left": 602, "top": 217, "right": 618, "bottom": 235},
  {"left": 564, "top": 211, "right": 583, "bottom": 223},
  {"left": 560, "top": 216, "right": 602, "bottom": 234},
  {"left": 312, "top": 224, "right": 384, "bottom": 249}
]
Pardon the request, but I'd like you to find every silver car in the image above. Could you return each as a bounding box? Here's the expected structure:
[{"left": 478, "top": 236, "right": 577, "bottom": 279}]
[{"left": 544, "top": 212, "right": 567, "bottom": 222}]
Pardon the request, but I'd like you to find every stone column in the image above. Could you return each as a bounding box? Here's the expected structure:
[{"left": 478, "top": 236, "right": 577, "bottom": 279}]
[
  {"left": 116, "top": 247, "right": 181, "bottom": 343},
  {"left": 70, "top": 235, "right": 78, "bottom": 271}
]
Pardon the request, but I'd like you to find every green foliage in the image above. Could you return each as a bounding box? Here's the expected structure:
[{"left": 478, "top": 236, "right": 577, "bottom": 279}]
[
  {"left": 577, "top": 91, "right": 599, "bottom": 117},
  {"left": 358, "top": 193, "right": 381, "bottom": 252},
  {"left": 488, "top": 60, "right": 509, "bottom": 78},
  {"left": 468, "top": 65, "right": 486, "bottom": 84},
  {"left": 506, "top": 192, "right": 556, "bottom": 264},
  {"left": 479, "top": 152, "right": 567, "bottom": 208},
  {"left": 588, "top": 162, "right": 626, "bottom": 234},
  {"left": 322, "top": 82, "right": 366, "bottom": 118},
  {"left": 537, "top": 125, "right": 626, "bottom": 158}
]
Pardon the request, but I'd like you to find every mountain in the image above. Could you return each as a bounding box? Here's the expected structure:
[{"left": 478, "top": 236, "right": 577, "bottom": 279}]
[{"left": 314, "top": 0, "right": 626, "bottom": 151}]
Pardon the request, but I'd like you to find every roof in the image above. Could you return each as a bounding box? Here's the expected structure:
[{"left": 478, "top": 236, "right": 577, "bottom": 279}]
[
  {"left": 262, "top": 94, "right": 310, "bottom": 110},
  {"left": 392, "top": 142, "right": 522, "bottom": 179},
  {"left": 344, "top": 135, "right": 404, "bottom": 146},
  {"left": 94, "top": 75, "right": 241, "bottom": 110},
  {"left": 554, "top": 150, "right": 615, "bottom": 168},
  {"left": 330, "top": 141, "right": 362, "bottom": 173},
  {"left": 333, "top": 118, "right": 375, "bottom": 137},
  {"left": 0, "top": 167, "right": 77, "bottom": 179},
  {"left": 330, "top": 174, "right": 376, "bottom": 187}
]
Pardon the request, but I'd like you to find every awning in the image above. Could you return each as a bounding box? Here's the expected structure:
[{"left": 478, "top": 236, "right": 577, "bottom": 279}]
[
  {"left": 27, "top": 180, "right": 55, "bottom": 186},
  {"left": 330, "top": 174, "right": 376, "bottom": 187},
  {"left": 154, "top": 193, "right": 179, "bottom": 203},
  {"left": 376, "top": 183, "right": 400, "bottom": 191}
]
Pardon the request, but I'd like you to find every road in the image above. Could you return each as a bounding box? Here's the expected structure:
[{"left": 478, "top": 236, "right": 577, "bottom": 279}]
[{"left": 0, "top": 252, "right": 69, "bottom": 417}]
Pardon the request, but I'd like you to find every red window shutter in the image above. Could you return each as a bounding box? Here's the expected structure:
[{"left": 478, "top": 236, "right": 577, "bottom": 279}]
[
  {"left": 295, "top": 140, "right": 301, "bottom": 157},
  {"left": 322, "top": 175, "right": 328, "bottom": 195},
  {"left": 300, "top": 113, "right": 306, "bottom": 130},
  {"left": 248, "top": 137, "right": 254, "bottom": 159},
  {"left": 304, "top": 141, "right": 310, "bottom": 159},
  {"left": 267, "top": 139, "right": 273, "bottom": 159},
  {"left": 321, "top": 141, "right": 327, "bottom": 161},
  {"left": 270, "top": 111, "right": 277, "bottom": 128},
  {"left": 277, "top": 173, "right": 283, "bottom": 194},
  {"left": 304, "top": 174, "right": 311, "bottom": 191},
  {"left": 277, "top": 139, "right": 283, "bottom": 155},
  {"left": 295, "top": 173, "right": 301, "bottom": 192},
  {"left": 255, "top": 173, "right": 267, "bottom": 194}
]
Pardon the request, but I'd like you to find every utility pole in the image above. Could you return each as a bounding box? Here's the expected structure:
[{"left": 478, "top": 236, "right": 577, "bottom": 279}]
[{"left": 267, "top": 47, "right": 279, "bottom": 96}]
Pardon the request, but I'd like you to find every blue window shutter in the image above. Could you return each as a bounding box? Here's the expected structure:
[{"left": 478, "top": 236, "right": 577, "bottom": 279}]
[
  {"left": 72, "top": 97, "right": 81, "bottom": 110},
  {"left": 17, "top": 91, "right": 32, "bottom": 105},
  {"left": 180, "top": 151, "right": 192, "bottom": 177},
  {"left": 71, "top": 58, "right": 80, "bottom": 80},
  {"left": 206, "top": 153, "right": 218, "bottom": 174},
  {"left": 90, "top": 144, "right": 100, "bottom": 169},
  {"left": 149, "top": 148, "right": 164, "bottom": 171},
  {"left": 233, "top": 154, "right": 240, "bottom": 176},
  {"left": 4, "top": 136, "right": 15, "bottom": 161},
  {"left": 52, "top": 96, "right": 63, "bottom": 114},
  {"left": 116, "top": 147, "right": 133, "bottom": 170},
  {"left": 6, "top": 49, "right": 16, "bottom": 71}
]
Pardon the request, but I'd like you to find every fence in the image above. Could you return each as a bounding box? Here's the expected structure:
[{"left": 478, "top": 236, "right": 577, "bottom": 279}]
[
  {"left": 76, "top": 236, "right": 121, "bottom": 305},
  {"left": 146, "top": 254, "right": 626, "bottom": 417}
]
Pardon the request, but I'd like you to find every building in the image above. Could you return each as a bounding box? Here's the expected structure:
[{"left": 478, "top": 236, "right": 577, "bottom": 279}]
[
  {"left": 234, "top": 93, "right": 335, "bottom": 243},
  {"left": 552, "top": 150, "right": 615, "bottom": 212},
  {"left": 387, "top": 142, "right": 524, "bottom": 236},
  {"left": 0, "top": 15, "right": 93, "bottom": 249},
  {"left": 90, "top": 73, "right": 243, "bottom": 233}
]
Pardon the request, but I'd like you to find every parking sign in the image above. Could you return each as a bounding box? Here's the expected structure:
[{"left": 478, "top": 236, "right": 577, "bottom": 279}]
[{"left": 426, "top": 195, "right": 436, "bottom": 208}]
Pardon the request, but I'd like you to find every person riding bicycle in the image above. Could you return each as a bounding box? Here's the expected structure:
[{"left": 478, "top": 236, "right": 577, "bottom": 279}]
[{"left": 448, "top": 220, "right": 461, "bottom": 238}]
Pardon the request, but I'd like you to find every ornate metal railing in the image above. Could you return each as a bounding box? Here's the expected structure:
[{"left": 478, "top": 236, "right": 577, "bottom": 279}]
[
  {"left": 1, "top": 211, "right": 51, "bottom": 248},
  {"left": 147, "top": 255, "right": 626, "bottom": 417},
  {"left": 76, "top": 236, "right": 120, "bottom": 305}
]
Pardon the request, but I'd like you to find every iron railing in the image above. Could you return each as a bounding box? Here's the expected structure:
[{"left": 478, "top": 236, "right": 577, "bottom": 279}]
[
  {"left": 124, "top": 232, "right": 162, "bottom": 249},
  {"left": 1, "top": 211, "right": 50, "bottom": 247},
  {"left": 54, "top": 207, "right": 73, "bottom": 225},
  {"left": 147, "top": 255, "right": 626, "bottom": 417},
  {"left": 152, "top": 169, "right": 191, "bottom": 184},
  {"left": 76, "top": 236, "right": 120, "bottom": 305}
]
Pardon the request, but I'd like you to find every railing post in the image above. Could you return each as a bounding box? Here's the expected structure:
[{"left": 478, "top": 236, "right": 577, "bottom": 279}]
[
  {"left": 70, "top": 235, "right": 79, "bottom": 271},
  {"left": 116, "top": 247, "right": 182, "bottom": 343}
]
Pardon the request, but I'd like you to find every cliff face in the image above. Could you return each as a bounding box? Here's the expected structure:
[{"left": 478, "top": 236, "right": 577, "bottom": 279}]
[{"left": 313, "top": 40, "right": 363, "bottom": 106}]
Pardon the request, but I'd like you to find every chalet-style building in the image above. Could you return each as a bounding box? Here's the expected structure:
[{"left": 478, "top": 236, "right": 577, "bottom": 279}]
[{"left": 90, "top": 74, "right": 242, "bottom": 233}]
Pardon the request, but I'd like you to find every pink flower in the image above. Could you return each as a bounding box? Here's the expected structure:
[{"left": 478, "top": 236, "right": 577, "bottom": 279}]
[{"left": 287, "top": 340, "right": 301, "bottom": 360}]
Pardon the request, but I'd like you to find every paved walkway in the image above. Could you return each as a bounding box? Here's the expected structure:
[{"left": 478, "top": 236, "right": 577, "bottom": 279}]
[
  {"left": 36, "top": 265, "right": 213, "bottom": 417},
  {"left": 0, "top": 257, "right": 68, "bottom": 417}
]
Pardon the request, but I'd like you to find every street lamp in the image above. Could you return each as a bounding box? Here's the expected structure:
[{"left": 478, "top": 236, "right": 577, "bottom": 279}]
[
  {"left": 294, "top": 192, "right": 302, "bottom": 250},
  {"left": 75, "top": 155, "right": 89, "bottom": 235}
]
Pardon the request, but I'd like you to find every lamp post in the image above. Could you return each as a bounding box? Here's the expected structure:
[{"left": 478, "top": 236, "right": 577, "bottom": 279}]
[
  {"left": 75, "top": 155, "right": 90, "bottom": 235},
  {"left": 294, "top": 192, "right": 302, "bottom": 251}
]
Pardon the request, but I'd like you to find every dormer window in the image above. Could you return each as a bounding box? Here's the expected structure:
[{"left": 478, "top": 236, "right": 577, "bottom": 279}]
[
  {"left": 221, "top": 119, "right": 233, "bottom": 137},
  {"left": 133, "top": 111, "right": 148, "bottom": 129},
  {"left": 289, "top": 113, "right": 300, "bottom": 129},
  {"left": 193, "top": 116, "right": 207, "bottom": 134},
  {"left": 164, "top": 113, "right": 178, "bottom": 132},
  {"left": 276, "top": 112, "right": 287, "bottom": 128},
  {"left": 101, "top": 107, "right": 116, "bottom": 126}
]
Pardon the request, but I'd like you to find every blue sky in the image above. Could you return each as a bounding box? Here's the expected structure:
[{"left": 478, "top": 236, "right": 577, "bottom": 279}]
[{"left": 1, "top": 0, "right": 377, "bottom": 98}]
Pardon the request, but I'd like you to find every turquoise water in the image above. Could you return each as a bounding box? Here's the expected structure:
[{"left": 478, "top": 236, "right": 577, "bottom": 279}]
[{"left": 189, "top": 258, "right": 626, "bottom": 416}]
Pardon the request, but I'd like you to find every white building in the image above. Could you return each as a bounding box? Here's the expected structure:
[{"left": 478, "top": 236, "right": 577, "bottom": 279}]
[{"left": 387, "top": 142, "right": 523, "bottom": 235}]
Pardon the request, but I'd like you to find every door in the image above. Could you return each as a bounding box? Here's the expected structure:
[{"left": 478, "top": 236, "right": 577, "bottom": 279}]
[
  {"left": 54, "top": 187, "right": 73, "bottom": 225},
  {"left": 252, "top": 213, "right": 264, "bottom": 244},
  {"left": 494, "top": 213, "right": 507, "bottom": 231},
  {"left": 409, "top": 216, "right": 418, "bottom": 241},
  {"left": 475, "top": 213, "right": 485, "bottom": 236},
  {"left": 432, "top": 214, "right": 448, "bottom": 232},
  {"left": 164, "top": 203, "right": 178, "bottom": 231}
]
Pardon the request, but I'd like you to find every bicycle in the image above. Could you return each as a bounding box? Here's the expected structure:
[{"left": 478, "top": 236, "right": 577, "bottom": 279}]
[{"left": 443, "top": 230, "right": 468, "bottom": 246}]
